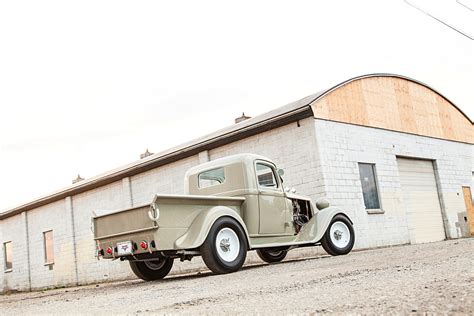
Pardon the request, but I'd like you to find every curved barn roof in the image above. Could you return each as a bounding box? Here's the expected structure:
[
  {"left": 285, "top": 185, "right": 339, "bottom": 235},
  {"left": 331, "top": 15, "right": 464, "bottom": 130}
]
[
  {"left": 315, "top": 73, "right": 472, "bottom": 124},
  {"left": 310, "top": 74, "right": 472, "bottom": 144},
  {"left": 1, "top": 73, "right": 471, "bottom": 219}
]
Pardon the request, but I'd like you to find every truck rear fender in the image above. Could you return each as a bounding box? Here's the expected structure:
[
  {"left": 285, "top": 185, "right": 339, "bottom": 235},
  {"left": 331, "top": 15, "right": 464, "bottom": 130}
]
[
  {"left": 296, "top": 206, "right": 353, "bottom": 243},
  {"left": 174, "top": 206, "right": 250, "bottom": 250}
]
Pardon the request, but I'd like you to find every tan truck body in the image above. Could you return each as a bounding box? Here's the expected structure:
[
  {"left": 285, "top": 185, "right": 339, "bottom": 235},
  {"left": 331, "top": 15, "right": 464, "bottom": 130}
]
[{"left": 92, "top": 154, "right": 354, "bottom": 279}]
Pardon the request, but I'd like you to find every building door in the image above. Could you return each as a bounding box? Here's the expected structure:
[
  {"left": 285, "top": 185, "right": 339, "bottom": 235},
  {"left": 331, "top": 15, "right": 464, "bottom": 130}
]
[
  {"left": 397, "top": 158, "right": 446, "bottom": 244},
  {"left": 462, "top": 186, "right": 474, "bottom": 236}
]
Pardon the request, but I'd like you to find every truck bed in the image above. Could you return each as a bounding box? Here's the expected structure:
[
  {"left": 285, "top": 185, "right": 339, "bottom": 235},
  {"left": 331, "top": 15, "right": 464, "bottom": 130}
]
[{"left": 93, "top": 194, "right": 245, "bottom": 254}]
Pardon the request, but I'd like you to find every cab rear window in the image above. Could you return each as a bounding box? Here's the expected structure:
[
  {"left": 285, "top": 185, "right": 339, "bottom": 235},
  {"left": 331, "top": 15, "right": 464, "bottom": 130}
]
[{"left": 198, "top": 167, "right": 225, "bottom": 189}]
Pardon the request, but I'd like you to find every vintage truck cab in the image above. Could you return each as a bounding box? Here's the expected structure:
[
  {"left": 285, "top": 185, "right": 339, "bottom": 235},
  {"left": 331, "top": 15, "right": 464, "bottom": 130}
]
[{"left": 92, "top": 154, "right": 354, "bottom": 280}]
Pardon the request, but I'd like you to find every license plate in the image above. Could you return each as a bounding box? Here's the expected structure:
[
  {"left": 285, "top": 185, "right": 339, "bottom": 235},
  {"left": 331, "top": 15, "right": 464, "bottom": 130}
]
[{"left": 116, "top": 241, "right": 133, "bottom": 256}]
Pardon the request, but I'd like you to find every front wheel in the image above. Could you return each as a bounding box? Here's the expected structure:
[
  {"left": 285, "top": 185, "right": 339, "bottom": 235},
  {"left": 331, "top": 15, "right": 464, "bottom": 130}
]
[
  {"left": 256, "top": 248, "right": 288, "bottom": 263},
  {"left": 129, "top": 257, "right": 174, "bottom": 281},
  {"left": 321, "top": 214, "right": 355, "bottom": 256},
  {"left": 200, "top": 217, "right": 247, "bottom": 274}
]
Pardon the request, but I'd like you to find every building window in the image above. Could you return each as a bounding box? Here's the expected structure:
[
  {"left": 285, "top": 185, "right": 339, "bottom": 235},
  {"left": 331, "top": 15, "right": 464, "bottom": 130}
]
[
  {"left": 4, "top": 242, "right": 12, "bottom": 272},
  {"left": 358, "top": 163, "right": 381, "bottom": 209},
  {"left": 256, "top": 163, "right": 278, "bottom": 189},
  {"left": 198, "top": 167, "right": 225, "bottom": 189},
  {"left": 43, "top": 231, "right": 54, "bottom": 265}
]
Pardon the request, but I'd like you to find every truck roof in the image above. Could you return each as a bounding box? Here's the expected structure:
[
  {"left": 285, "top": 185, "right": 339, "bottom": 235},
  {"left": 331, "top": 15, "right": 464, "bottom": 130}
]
[{"left": 185, "top": 153, "right": 275, "bottom": 176}]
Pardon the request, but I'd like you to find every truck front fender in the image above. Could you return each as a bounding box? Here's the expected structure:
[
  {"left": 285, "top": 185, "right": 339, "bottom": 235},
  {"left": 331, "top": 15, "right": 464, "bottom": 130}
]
[
  {"left": 296, "top": 206, "right": 353, "bottom": 244},
  {"left": 174, "top": 206, "right": 250, "bottom": 250}
]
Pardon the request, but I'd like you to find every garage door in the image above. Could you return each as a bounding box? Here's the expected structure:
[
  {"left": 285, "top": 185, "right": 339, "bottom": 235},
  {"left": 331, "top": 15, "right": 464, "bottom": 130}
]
[{"left": 397, "top": 158, "right": 446, "bottom": 244}]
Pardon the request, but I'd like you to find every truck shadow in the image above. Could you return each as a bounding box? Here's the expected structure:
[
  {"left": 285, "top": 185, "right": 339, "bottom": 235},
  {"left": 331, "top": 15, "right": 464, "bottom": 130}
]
[{"left": 155, "top": 254, "right": 331, "bottom": 284}]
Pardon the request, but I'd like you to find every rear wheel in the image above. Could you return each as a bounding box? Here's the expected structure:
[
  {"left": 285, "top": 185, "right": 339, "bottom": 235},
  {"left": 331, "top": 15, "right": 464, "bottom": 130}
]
[
  {"left": 200, "top": 217, "right": 247, "bottom": 274},
  {"left": 256, "top": 248, "right": 288, "bottom": 263},
  {"left": 129, "top": 257, "right": 174, "bottom": 281},
  {"left": 321, "top": 214, "right": 355, "bottom": 256}
]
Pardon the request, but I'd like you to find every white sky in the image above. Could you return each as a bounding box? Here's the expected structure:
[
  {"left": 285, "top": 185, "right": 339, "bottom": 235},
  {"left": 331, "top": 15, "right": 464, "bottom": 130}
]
[{"left": 0, "top": 0, "right": 473, "bottom": 211}]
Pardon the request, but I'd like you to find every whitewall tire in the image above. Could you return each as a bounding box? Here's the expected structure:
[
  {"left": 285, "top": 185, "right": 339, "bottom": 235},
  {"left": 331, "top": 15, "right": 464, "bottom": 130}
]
[
  {"left": 321, "top": 214, "right": 355, "bottom": 256},
  {"left": 200, "top": 217, "right": 247, "bottom": 274}
]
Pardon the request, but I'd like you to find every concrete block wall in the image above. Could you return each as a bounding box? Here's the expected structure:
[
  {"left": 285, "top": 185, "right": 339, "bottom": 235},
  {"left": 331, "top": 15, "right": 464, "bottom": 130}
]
[
  {"left": 314, "top": 119, "right": 473, "bottom": 249},
  {"left": 2, "top": 115, "right": 469, "bottom": 292},
  {"left": 1, "top": 118, "right": 321, "bottom": 292},
  {"left": 68, "top": 117, "right": 324, "bottom": 282},
  {"left": 130, "top": 155, "right": 199, "bottom": 205},
  {"left": 0, "top": 214, "right": 30, "bottom": 292},
  {"left": 124, "top": 117, "right": 324, "bottom": 276},
  {"left": 163, "top": 117, "right": 326, "bottom": 275},
  {"left": 210, "top": 117, "right": 325, "bottom": 198},
  {"left": 71, "top": 180, "right": 134, "bottom": 285},
  {"left": 432, "top": 140, "right": 473, "bottom": 238},
  {"left": 26, "top": 200, "right": 76, "bottom": 289},
  {"left": 0, "top": 219, "right": 2, "bottom": 289}
]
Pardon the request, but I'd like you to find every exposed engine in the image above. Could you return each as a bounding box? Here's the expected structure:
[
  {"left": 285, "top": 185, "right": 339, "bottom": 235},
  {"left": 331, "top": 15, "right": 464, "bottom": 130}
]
[{"left": 292, "top": 199, "right": 312, "bottom": 234}]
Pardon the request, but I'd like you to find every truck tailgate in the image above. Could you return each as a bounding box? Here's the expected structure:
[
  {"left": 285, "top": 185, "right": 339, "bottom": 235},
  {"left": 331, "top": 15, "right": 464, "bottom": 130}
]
[{"left": 93, "top": 204, "right": 156, "bottom": 240}]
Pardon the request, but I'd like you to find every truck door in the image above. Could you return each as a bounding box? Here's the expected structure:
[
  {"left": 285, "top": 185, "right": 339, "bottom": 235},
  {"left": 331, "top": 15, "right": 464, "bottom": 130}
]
[{"left": 255, "top": 162, "right": 288, "bottom": 234}]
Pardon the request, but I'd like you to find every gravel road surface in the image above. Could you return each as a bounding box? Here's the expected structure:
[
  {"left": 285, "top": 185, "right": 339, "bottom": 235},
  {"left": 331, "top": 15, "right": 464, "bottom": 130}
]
[{"left": 1, "top": 238, "right": 473, "bottom": 314}]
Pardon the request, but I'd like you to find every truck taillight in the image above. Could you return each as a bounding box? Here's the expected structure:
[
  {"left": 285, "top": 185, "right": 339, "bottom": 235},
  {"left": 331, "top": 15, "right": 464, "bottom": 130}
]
[
  {"left": 140, "top": 241, "right": 148, "bottom": 250},
  {"left": 106, "top": 247, "right": 113, "bottom": 255}
]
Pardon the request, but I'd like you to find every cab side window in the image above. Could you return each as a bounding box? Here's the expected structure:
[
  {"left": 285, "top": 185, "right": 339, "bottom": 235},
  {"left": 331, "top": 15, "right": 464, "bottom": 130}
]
[{"left": 256, "top": 163, "right": 278, "bottom": 189}]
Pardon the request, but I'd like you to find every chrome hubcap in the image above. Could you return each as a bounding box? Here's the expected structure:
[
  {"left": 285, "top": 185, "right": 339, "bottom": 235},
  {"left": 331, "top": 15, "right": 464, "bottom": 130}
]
[{"left": 220, "top": 238, "right": 231, "bottom": 252}]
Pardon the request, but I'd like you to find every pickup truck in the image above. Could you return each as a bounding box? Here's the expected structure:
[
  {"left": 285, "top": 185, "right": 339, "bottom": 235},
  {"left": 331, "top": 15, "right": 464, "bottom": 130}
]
[{"left": 92, "top": 154, "right": 354, "bottom": 281}]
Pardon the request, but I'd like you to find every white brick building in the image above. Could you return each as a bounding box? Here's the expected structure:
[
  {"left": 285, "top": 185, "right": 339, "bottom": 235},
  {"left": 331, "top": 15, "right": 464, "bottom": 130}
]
[{"left": 1, "top": 74, "right": 473, "bottom": 292}]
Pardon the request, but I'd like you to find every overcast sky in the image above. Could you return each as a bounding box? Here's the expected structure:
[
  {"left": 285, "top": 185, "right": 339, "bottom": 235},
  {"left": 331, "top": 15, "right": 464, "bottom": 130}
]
[{"left": 0, "top": 0, "right": 473, "bottom": 211}]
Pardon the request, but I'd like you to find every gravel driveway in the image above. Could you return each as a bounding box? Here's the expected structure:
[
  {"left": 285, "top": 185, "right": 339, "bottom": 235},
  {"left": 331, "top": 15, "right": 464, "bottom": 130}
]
[{"left": 1, "top": 238, "right": 473, "bottom": 314}]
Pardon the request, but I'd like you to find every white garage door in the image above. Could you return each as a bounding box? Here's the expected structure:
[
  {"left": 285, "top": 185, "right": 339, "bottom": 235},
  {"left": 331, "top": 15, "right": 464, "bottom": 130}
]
[{"left": 397, "top": 158, "right": 446, "bottom": 244}]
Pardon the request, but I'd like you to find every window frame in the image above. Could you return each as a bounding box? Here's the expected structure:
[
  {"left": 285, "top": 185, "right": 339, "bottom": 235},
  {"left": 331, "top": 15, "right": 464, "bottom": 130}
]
[
  {"left": 43, "top": 230, "right": 54, "bottom": 265},
  {"left": 198, "top": 167, "right": 226, "bottom": 189},
  {"left": 3, "top": 241, "right": 12, "bottom": 272},
  {"left": 358, "top": 162, "right": 383, "bottom": 213},
  {"left": 255, "top": 161, "right": 280, "bottom": 191}
]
